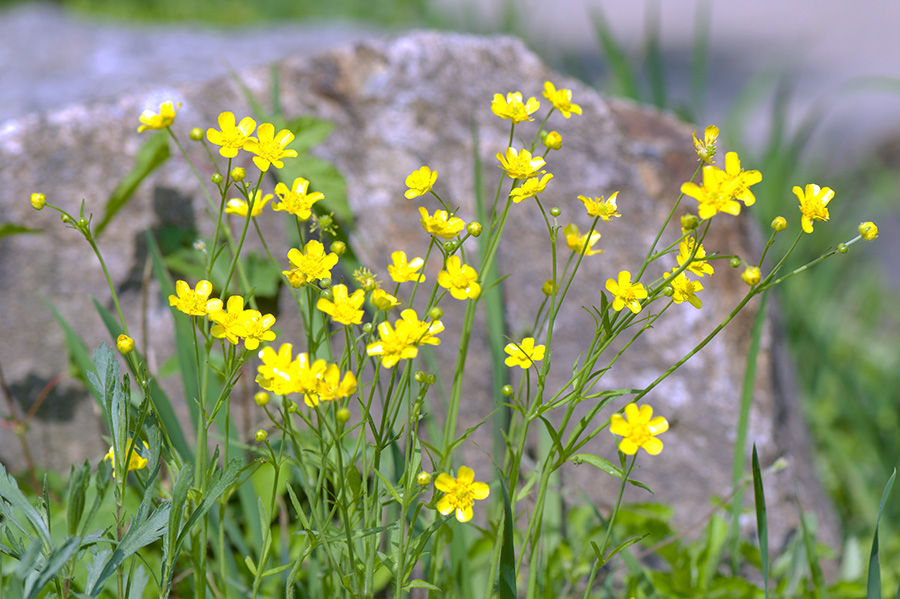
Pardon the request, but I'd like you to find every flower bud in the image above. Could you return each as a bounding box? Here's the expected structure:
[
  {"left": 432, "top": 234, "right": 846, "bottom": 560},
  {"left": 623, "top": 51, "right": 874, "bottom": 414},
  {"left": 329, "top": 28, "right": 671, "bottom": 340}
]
[
  {"left": 680, "top": 214, "right": 699, "bottom": 230},
  {"left": 116, "top": 334, "right": 135, "bottom": 354},
  {"left": 61, "top": 214, "right": 71, "bottom": 224},
  {"left": 742, "top": 266, "right": 761, "bottom": 287},
  {"left": 362, "top": 322, "right": 374, "bottom": 334},
  {"left": 663, "top": 285, "right": 674, "bottom": 297},
  {"left": 189, "top": 127, "right": 203, "bottom": 141},
  {"left": 771, "top": 216, "right": 787, "bottom": 232},
  {"left": 443, "top": 240, "right": 457, "bottom": 253},
  {"left": 319, "top": 289, "right": 333, "bottom": 301},
  {"left": 319, "top": 277, "right": 332, "bottom": 289},
  {"left": 30, "top": 193, "right": 46, "bottom": 210},
  {"left": 859, "top": 221, "right": 878, "bottom": 241},
  {"left": 330, "top": 241, "right": 347, "bottom": 256},
  {"left": 337, "top": 408, "right": 351, "bottom": 424},
  {"left": 230, "top": 167, "right": 246, "bottom": 183},
  {"left": 542, "top": 279, "right": 557, "bottom": 296},
  {"left": 76, "top": 217, "right": 88, "bottom": 229},
  {"left": 428, "top": 307, "right": 443, "bottom": 320},
  {"left": 255, "top": 429, "right": 268, "bottom": 442},
  {"left": 730, "top": 257, "right": 741, "bottom": 269},
  {"left": 425, "top": 373, "right": 436, "bottom": 385},
  {"left": 254, "top": 391, "right": 270, "bottom": 406},
  {"left": 501, "top": 384, "right": 514, "bottom": 397},
  {"left": 544, "top": 131, "right": 562, "bottom": 150},
  {"left": 416, "top": 471, "right": 432, "bottom": 486},
  {"left": 361, "top": 277, "right": 377, "bottom": 293},
  {"left": 415, "top": 370, "right": 427, "bottom": 383},
  {"left": 211, "top": 173, "right": 223, "bottom": 184},
  {"left": 288, "top": 402, "right": 298, "bottom": 414},
  {"left": 467, "top": 221, "right": 483, "bottom": 237},
  {"left": 837, "top": 243, "right": 848, "bottom": 254},
  {"left": 193, "top": 240, "right": 207, "bottom": 252},
  {"left": 549, "top": 207, "right": 561, "bottom": 218}
]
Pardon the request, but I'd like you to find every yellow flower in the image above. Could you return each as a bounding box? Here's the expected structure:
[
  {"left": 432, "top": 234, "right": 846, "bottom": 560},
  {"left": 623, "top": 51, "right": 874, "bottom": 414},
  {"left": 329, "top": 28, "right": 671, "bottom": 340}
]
[
  {"left": 676, "top": 238, "right": 714, "bottom": 277},
  {"left": 542, "top": 81, "right": 582, "bottom": 118},
  {"left": 315, "top": 364, "right": 358, "bottom": 403},
  {"left": 405, "top": 166, "right": 438, "bottom": 199},
  {"left": 169, "top": 280, "right": 220, "bottom": 316},
  {"left": 437, "top": 256, "right": 481, "bottom": 300},
  {"left": 509, "top": 174, "right": 553, "bottom": 203},
  {"left": 504, "top": 337, "right": 546, "bottom": 369},
  {"left": 283, "top": 240, "right": 339, "bottom": 287},
  {"left": 419, "top": 207, "right": 465, "bottom": 239},
  {"left": 116, "top": 334, "right": 134, "bottom": 354},
  {"left": 371, "top": 288, "right": 400, "bottom": 311},
  {"left": 723, "top": 152, "right": 762, "bottom": 207},
  {"left": 543, "top": 131, "right": 562, "bottom": 151},
  {"left": 206, "top": 111, "right": 257, "bottom": 158},
  {"left": 104, "top": 438, "right": 150, "bottom": 478},
  {"left": 497, "top": 147, "right": 546, "bottom": 180},
  {"left": 256, "top": 343, "right": 300, "bottom": 396},
  {"left": 243, "top": 123, "right": 298, "bottom": 172},
  {"left": 397, "top": 308, "right": 444, "bottom": 347},
  {"left": 388, "top": 250, "right": 426, "bottom": 283},
  {"left": 610, "top": 404, "right": 668, "bottom": 455},
  {"left": 273, "top": 177, "right": 324, "bottom": 220},
  {"left": 137, "top": 101, "right": 180, "bottom": 133},
  {"left": 680, "top": 165, "right": 743, "bottom": 220},
  {"left": 563, "top": 223, "right": 602, "bottom": 256},
  {"left": 859, "top": 221, "right": 878, "bottom": 241},
  {"left": 209, "top": 296, "right": 250, "bottom": 345},
  {"left": 692, "top": 125, "right": 719, "bottom": 163},
  {"left": 225, "top": 191, "right": 272, "bottom": 218},
  {"left": 435, "top": 466, "right": 490, "bottom": 523},
  {"left": 366, "top": 320, "right": 418, "bottom": 368},
  {"left": 666, "top": 269, "right": 703, "bottom": 309},
  {"left": 491, "top": 92, "right": 540, "bottom": 123},
  {"left": 579, "top": 192, "right": 621, "bottom": 221},
  {"left": 794, "top": 183, "right": 833, "bottom": 234},
  {"left": 238, "top": 310, "right": 276, "bottom": 351},
  {"left": 605, "top": 271, "right": 647, "bottom": 314},
  {"left": 317, "top": 284, "right": 366, "bottom": 325},
  {"left": 742, "top": 266, "right": 761, "bottom": 287}
]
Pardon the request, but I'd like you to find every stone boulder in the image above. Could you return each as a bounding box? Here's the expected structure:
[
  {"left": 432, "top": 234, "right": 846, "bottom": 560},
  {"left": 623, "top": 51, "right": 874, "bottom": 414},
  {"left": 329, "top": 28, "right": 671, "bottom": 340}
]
[{"left": 0, "top": 31, "right": 836, "bottom": 549}]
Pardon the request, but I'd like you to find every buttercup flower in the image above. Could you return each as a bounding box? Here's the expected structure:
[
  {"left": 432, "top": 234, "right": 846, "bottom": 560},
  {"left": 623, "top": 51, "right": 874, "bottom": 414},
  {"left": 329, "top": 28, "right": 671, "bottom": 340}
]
[
  {"left": 794, "top": 183, "right": 834, "bottom": 234},
  {"left": 680, "top": 165, "right": 743, "bottom": 220},
  {"left": 405, "top": 166, "right": 438, "bottom": 199},
  {"left": 419, "top": 207, "right": 465, "bottom": 239},
  {"left": 116, "top": 334, "right": 134, "bottom": 354},
  {"left": 437, "top": 256, "right": 481, "bottom": 300},
  {"left": 666, "top": 269, "right": 703, "bottom": 309},
  {"left": 237, "top": 310, "right": 276, "bottom": 351},
  {"left": 610, "top": 403, "right": 668, "bottom": 455},
  {"left": 491, "top": 92, "right": 540, "bottom": 123},
  {"left": 543, "top": 131, "right": 563, "bottom": 151},
  {"left": 104, "top": 438, "right": 150, "bottom": 478},
  {"left": 504, "top": 337, "right": 546, "bottom": 369},
  {"left": 256, "top": 343, "right": 300, "bottom": 395},
  {"left": 371, "top": 288, "right": 400, "bottom": 311},
  {"left": 30, "top": 193, "right": 46, "bottom": 210},
  {"left": 209, "top": 296, "right": 250, "bottom": 345},
  {"left": 509, "top": 174, "right": 553, "bottom": 203},
  {"left": 579, "top": 192, "right": 621, "bottom": 221},
  {"left": 169, "top": 280, "right": 220, "bottom": 316},
  {"left": 563, "top": 223, "right": 602, "bottom": 256},
  {"left": 496, "top": 147, "right": 546, "bottom": 180},
  {"left": 137, "top": 101, "right": 180, "bottom": 133},
  {"left": 692, "top": 125, "right": 719, "bottom": 163},
  {"left": 606, "top": 271, "right": 647, "bottom": 314},
  {"left": 283, "top": 240, "right": 339, "bottom": 287},
  {"left": 435, "top": 466, "right": 490, "bottom": 523},
  {"left": 388, "top": 251, "right": 426, "bottom": 283},
  {"left": 225, "top": 191, "right": 272, "bottom": 218},
  {"left": 272, "top": 177, "right": 324, "bottom": 220},
  {"left": 292, "top": 353, "right": 330, "bottom": 404},
  {"left": 859, "top": 221, "right": 878, "bottom": 241},
  {"left": 677, "top": 238, "right": 714, "bottom": 277},
  {"left": 317, "top": 284, "right": 366, "bottom": 326},
  {"left": 397, "top": 308, "right": 444, "bottom": 347},
  {"left": 315, "top": 364, "right": 358, "bottom": 403},
  {"left": 542, "top": 81, "right": 582, "bottom": 118},
  {"left": 206, "top": 111, "right": 257, "bottom": 158},
  {"left": 723, "top": 152, "right": 762, "bottom": 207},
  {"left": 243, "top": 123, "right": 298, "bottom": 172}
]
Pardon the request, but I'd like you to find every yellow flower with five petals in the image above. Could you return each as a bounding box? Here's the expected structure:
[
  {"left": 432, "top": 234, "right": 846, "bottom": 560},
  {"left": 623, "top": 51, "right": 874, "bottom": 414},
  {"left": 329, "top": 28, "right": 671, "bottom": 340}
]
[
  {"left": 243, "top": 123, "right": 298, "bottom": 172},
  {"left": 491, "top": 92, "right": 540, "bottom": 123},
  {"left": 206, "top": 111, "right": 257, "bottom": 158},
  {"left": 542, "top": 81, "right": 582, "bottom": 118},
  {"left": 137, "top": 101, "right": 180, "bottom": 133},
  {"left": 610, "top": 404, "right": 668, "bottom": 455},
  {"left": 435, "top": 466, "right": 490, "bottom": 523}
]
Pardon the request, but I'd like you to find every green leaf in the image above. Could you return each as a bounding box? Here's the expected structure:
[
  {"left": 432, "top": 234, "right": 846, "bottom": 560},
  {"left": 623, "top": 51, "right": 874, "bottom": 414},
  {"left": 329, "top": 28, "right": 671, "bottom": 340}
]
[
  {"left": 751, "top": 445, "right": 769, "bottom": 599},
  {"left": 0, "top": 224, "right": 41, "bottom": 239},
  {"left": 95, "top": 131, "right": 169, "bottom": 237},
  {"left": 284, "top": 153, "right": 352, "bottom": 223},
  {"left": 287, "top": 116, "right": 334, "bottom": 152},
  {"left": 372, "top": 470, "right": 403, "bottom": 505},
  {"left": 44, "top": 299, "right": 99, "bottom": 408},
  {"left": 798, "top": 503, "right": 827, "bottom": 599},
  {"left": 569, "top": 453, "right": 653, "bottom": 493},
  {"left": 404, "top": 579, "right": 441, "bottom": 592},
  {"left": 23, "top": 536, "right": 81, "bottom": 599},
  {"left": 65, "top": 462, "right": 91, "bottom": 537},
  {"left": 0, "top": 464, "right": 51, "bottom": 548},
  {"left": 89, "top": 504, "right": 170, "bottom": 596},
  {"left": 498, "top": 477, "right": 516, "bottom": 599},
  {"left": 867, "top": 468, "right": 896, "bottom": 599}
]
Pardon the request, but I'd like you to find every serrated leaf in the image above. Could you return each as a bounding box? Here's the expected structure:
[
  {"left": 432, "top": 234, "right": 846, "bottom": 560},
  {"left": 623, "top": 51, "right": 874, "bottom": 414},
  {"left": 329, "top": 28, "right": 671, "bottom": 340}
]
[
  {"left": 23, "top": 536, "right": 81, "bottom": 599},
  {"left": 89, "top": 504, "right": 170, "bottom": 596},
  {"left": 0, "top": 224, "right": 41, "bottom": 239},
  {"left": 95, "top": 131, "right": 169, "bottom": 237}
]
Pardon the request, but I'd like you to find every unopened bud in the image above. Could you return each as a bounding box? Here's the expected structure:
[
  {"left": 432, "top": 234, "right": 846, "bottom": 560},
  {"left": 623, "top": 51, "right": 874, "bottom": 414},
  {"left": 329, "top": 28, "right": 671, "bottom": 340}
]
[
  {"left": 336, "top": 408, "right": 351, "bottom": 423},
  {"left": 416, "top": 471, "right": 432, "bottom": 486},
  {"left": 681, "top": 214, "right": 699, "bottom": 230},
  {"left": 771, "top": 216, "right": 787, "bottom": 232},
  {"left": 254, "top": 391, "right": 270, "bottom": 406},
  {"left": 837, "top": 243, "right": 848, "bottom": 254},
  {"left": 30, "top": 193, "right": 46, "bottom": 210},
  {"left": 428, "top": 307, "right": 443, "bottom": 320},
  {"left": 467, "top": 222, "right": 483, "bottom": 237},
  {"left": 730, "top": 257, "right": 741, "bottom": 269},
  {"left": 549, "top": 207, "right": 561, "bottom": 218},
  {"left": 230, "top": 167, "right": 246, "bottom": 183},
  {"left": 116, "top": 334, "right": 135, "bottom": 354},
  {"left": 543, "top": 131, "right": 562, "bottom": 150},
  {"left": 189, "top": 127, "right": 203, "bottom": 141},
  {"left": 330, "top": 241, "right": 347, "bottom": 256},
  {"left": 742, "top": 266, "right": 761, "bottom": 287},
  {"left": 211, "top": 173, "right": 223, "bottom": 184},
  {"left": 255, "top": 430, "right": 268, "bottom": 442},
  {"left": 859, "top": 221, "right": 878, "bottom": 241}
]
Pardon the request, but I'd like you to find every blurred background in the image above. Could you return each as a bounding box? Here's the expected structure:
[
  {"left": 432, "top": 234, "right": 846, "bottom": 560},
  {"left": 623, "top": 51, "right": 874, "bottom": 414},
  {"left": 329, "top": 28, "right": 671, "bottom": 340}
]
[{"left": 3, "top": 0, "right": 899, "bottom": 576}]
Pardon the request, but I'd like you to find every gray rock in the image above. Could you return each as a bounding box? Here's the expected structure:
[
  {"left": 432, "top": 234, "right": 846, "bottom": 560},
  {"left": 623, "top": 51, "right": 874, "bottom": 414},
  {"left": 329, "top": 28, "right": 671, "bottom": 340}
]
[{"left": 0, "top": 31, "right": 836, "bottom": 551}]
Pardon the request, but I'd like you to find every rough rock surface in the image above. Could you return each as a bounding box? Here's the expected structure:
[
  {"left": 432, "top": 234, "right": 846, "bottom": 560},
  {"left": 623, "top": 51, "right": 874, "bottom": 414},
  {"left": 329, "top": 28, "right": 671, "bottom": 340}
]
[{"left": 0, "top": 32, "right": 836, "bottom": 549}]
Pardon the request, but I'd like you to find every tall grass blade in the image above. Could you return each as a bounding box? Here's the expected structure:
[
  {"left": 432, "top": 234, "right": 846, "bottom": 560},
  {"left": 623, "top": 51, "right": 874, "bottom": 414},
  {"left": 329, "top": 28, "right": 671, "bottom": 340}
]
[
  {"left": 498, "top": 478, "right": 516, "bottom": 599},
  {"left": 590, "top": 6, "right": 640, "bottom": 100},
  {"left": 867, "top": 469, "right": 896, "bottom": 599},
  {"left": 798, "top": 501, "right": 827, "bottom": 599},
  {"left": 644, "top": 0, "right": 666, "bottom": 110},
  {"left": 751, "top": 444, "right": 769, "bottom": 599}
]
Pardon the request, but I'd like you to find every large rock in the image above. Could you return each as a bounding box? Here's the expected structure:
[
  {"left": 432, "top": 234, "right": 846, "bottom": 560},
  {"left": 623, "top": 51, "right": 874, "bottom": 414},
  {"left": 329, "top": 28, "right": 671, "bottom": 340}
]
[{"left": 0, "top": 32, "right": 836, "bottom": 549}]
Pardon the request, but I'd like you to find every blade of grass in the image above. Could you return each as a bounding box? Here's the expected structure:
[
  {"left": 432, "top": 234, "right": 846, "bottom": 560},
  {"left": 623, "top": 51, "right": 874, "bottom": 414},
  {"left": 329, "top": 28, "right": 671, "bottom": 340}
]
[
  {"left": 798, "top": 500, "right": 827, "bottom": 599},
  {"left": 751, "top": 444, "right": 769, "bottom": 599},
  {"left": 498, "top": 477, "right": 516, "bottom": 599},
  {"left": 867, "top": 468, "right": 896, "bottom": 599},
  {"left": 590, "top": 6, "right": 641, "bottom": 101}
]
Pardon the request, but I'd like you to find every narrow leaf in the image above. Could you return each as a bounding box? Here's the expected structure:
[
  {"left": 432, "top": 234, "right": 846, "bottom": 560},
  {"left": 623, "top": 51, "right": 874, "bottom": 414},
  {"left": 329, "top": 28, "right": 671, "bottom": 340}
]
[
  {"left": 751, "top": 445, "right": 769, "bottom": 599},
  {"left": 0, "top": 224, "right": 41, "bottom": 239},
  {"left": 867, "top": 468, "right": 896, "bottom": 599},
  {"left": 498, "top": 478, "right": 516, "bottom": 599},
  {"left": 0, "top": 464, "right": 51, "bottom": 548},
  {"left": 569, "top": 453, "right": 653, "bottom": 493}
]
